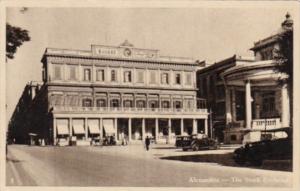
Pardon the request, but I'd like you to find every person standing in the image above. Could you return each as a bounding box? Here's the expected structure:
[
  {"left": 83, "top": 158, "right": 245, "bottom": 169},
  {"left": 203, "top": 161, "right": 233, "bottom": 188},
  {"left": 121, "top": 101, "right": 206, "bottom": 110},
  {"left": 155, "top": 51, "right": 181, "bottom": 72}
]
[{"left": 145, "top": 136, "right": 150, "bottom": 151}]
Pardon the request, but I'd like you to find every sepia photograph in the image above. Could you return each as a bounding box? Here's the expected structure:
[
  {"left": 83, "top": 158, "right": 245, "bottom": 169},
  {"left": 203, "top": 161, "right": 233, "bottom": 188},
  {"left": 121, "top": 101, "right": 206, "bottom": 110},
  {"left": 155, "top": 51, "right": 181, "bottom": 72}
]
[{"left": 1, "top": 0, "right": 299, "bottom": 189}]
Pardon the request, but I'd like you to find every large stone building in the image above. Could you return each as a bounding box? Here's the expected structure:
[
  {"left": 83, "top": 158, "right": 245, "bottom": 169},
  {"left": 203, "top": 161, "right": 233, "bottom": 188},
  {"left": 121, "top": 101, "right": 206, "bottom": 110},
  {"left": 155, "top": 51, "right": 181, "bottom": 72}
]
[
  {"left": 9, "top": 40, "right": 208, "bottom": 145},
  {"left": 197, "top": 13, "right": 293, "bottom": 144}
]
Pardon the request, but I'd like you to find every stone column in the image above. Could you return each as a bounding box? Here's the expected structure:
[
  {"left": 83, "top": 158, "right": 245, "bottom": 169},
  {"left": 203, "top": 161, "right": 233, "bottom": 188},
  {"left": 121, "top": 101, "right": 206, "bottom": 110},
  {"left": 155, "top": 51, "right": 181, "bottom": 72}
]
[
  {"left": 142, "top": 118, "right": 146, "bottom": 141},
  {"left": 245, "top": 80, "right": 252, "bottom": 129},
  {"left": 168, "top": 118, "right": 171, "bottom": 141},
  {"left": 85, "top": 118, "right": 88, "bottom": 140},
  {"left": 115, "top": 118, "right": 118, "bottom": 140},
  {"left": 231, "top": 90, "right": 236, "bottom": 122},
  {"left": 204, "top": 119, "right": 208, "bottom": 135},
  {"left": 281, "top": 84, "right": 290, "bottom": 127},
  {"left": 254, "top": 92, "right": 260, "bottom": 119},
  {"left": 225, "top": 87, "right": 232, "bottom": 125},
  {"left": 69, "top": 118, "right": 73, "bottom": 138},
  {"left": 100, "top": 118, "right": 103, "bottom": 138},
  {"left": 155, "top": 118, "right": 159, "bottom": 142},
  {"left": 180, "top": 119, "right": 184, "bottom": 135},
  {"left": 192, "top": 119, "right": 197, "bottom": 134},
  {"left": 128, "top": 118, "right": 132, "bottom": 141},
  {"left": 53, "top": 118, "right": 57, "bottom": 145}
]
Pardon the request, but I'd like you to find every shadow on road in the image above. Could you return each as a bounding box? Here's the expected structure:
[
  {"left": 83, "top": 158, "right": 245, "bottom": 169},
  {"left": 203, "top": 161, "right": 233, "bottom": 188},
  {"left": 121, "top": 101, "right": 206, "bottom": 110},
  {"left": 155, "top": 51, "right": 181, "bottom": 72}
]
[
  {"left": 6, "top": 157, "right": 23, "bottom": 163},
  {"left": 152, "top": 146, "right": 177, "bottom": 150},
  {"left": 160, "top": 153, "right": 292, "bottom": 172}
]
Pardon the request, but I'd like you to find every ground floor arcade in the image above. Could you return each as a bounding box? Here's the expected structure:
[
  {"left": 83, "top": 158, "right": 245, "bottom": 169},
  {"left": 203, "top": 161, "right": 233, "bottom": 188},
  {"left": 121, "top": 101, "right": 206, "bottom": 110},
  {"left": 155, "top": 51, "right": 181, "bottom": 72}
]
[{"left": 53, "top": 117, "right": 208, "bottom": 146}]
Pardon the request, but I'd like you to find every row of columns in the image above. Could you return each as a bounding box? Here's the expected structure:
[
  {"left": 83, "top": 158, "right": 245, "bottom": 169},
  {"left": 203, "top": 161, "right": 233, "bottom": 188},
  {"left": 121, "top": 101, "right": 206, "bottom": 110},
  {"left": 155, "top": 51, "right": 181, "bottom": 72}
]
[
  {"left": 124, "top": 118, "right": 204, "bottom": 141},
  {"left": 225, "top": 80, "right": 290, "bottom": 129},
  {"left": 53, "top": 118, "right": 208, "bottom": 143}
]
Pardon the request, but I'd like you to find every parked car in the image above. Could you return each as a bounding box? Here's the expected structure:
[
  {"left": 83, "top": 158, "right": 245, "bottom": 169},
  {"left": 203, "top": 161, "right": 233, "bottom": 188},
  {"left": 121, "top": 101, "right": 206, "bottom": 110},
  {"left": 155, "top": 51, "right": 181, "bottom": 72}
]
[
  {"left": 233, "top": 127, "right": 292, "bottom": 166},
  {"left": 181, "top": 134, "right": 219, "bottom": 151},
  {"left": 175, "top": 135, "right": 190, "bottom": 147}
]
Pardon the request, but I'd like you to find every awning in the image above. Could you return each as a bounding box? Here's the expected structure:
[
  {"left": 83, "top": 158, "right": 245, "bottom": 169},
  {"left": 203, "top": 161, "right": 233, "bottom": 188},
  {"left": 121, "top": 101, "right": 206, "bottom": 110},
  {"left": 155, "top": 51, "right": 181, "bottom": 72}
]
[
  {"left": 89, "top": 124, "right": 100, "bottom": 134},
  {"left": 73, "top": 124, "right": 85, "bottom": 134},
  {"left": 103, "top": 119, "right": 115, "bottom": 135},
  {"left": 57, "top": 124, "right": 69, "bottom": 135}
]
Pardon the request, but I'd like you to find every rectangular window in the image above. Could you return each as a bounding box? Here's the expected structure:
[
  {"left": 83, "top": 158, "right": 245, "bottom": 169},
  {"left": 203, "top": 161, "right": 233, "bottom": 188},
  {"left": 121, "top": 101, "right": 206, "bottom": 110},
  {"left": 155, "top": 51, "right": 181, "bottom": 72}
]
[
  {"left": 69, "top": 66, "right": 77, "bottom": 80},
  {"left": 96, "top": 69, "right": 105, "bottom": 82},
  {"left": 149, "top": 70, "right": 156, "bottom": 84},
  {"left": 83, "top": 68, "right": 91, "bottom": 81},
  {"left": 175, "top": 73, "right": 181, "bottom": 85},
  {"left": 161, "top": 73, "right": 169, "bottom": 84},
  {"left": 124, "top": 71, "right": 132, "bottom": 83},
  {"left": 53, "top": 65, "right": 62, "bottom": 80},
  {"left": 185, "top": 73, "right": 192, "bottom": 85},
  {"left": 111, "top": 70, "right": 117, "bottom": 82},
  {"left": 137, "top": 70, "right": 144, "bottom": 83}
]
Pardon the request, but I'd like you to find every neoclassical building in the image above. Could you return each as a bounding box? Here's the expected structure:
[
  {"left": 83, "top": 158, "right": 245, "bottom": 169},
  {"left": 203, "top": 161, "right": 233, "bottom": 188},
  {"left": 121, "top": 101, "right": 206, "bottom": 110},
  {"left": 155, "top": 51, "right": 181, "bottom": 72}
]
[
  {"left": 24, "top": 40, "right": 208, "bottom": 145},
  {"left": 197, "top": 13, "right": 292, "bottom": 144}
]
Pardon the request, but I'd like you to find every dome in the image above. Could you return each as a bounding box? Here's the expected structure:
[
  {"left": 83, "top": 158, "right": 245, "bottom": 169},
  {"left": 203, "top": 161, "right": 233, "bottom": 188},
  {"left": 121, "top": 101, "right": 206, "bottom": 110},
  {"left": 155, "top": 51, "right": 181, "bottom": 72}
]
[{"left": 281, "top": 12, "right": 293, "bottom": 30}]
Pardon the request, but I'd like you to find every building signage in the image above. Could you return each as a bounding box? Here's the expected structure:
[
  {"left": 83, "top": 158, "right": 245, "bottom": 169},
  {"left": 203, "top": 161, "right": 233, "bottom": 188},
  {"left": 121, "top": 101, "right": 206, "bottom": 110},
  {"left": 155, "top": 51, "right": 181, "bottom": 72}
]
[{"left": 92, "top": 45, "right": 158, "bottom": 60}]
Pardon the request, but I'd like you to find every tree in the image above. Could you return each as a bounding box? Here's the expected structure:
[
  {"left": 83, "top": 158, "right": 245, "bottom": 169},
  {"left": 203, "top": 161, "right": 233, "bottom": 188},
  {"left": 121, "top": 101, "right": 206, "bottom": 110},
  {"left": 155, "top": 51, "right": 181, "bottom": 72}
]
[
  {"left": 274, "top": 26, "right": 293, "bottom": 127},
  {"left": 6, "top": 23, "right": 30, "bottom": 60}
]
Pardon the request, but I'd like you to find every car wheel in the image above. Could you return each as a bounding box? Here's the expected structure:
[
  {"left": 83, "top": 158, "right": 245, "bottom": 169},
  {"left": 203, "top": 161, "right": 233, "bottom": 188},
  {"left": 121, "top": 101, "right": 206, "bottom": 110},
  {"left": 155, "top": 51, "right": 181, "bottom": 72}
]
[{"left": 192, "top": 144, "right": 199, "bottom": 151}]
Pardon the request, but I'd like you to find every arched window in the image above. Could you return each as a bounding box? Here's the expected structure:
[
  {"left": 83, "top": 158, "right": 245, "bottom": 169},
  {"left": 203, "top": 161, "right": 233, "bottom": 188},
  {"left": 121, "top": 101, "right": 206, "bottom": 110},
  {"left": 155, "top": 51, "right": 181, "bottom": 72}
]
[
  {"left": 111, "top": 99, "right": 119, "bottom": 108},
  {"left": 82, "top": 98, "right": 92, "bottom": 107},
  {"left": 149, "top": 100, "right": 158, "bottom": 108},
  {"left": 96, "top": 99, "right": 106, "bottom": 107},
  {"left": 161, "top": 101, "right": 170, "bottom": 108},
  {"left": 136, "top": 100, "right": 146, "bottom": 108},
  {"left": 123, "top": 100, "right": 133, "bottom": 108}
]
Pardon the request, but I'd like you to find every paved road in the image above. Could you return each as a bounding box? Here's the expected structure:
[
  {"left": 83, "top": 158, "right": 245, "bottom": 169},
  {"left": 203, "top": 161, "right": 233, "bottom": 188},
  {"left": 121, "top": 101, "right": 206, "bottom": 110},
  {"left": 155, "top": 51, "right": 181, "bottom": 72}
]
[{"left": 6, "top": 144, "right": 292, "bottom": 187}]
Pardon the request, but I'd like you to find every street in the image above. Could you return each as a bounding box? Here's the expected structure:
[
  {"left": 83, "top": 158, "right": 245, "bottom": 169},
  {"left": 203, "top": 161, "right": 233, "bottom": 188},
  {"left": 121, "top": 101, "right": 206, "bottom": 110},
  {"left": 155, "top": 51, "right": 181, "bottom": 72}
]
[{"left": 6, "top": 144, "right": 292, "bottom": 187}]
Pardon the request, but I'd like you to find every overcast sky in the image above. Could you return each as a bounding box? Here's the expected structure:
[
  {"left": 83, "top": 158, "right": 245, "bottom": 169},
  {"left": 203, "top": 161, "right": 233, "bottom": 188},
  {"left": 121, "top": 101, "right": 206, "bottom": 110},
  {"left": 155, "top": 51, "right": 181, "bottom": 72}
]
[{"left": 6, "top": 6, "right": 296, "bottom": 122}]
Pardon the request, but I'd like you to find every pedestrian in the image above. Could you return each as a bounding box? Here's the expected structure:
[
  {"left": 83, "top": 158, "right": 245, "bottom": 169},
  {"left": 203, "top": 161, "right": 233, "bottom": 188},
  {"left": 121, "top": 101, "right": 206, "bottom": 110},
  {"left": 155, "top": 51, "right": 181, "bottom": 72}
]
[{"left": 145, "top": 136, "right": 150, "bottom": 151}]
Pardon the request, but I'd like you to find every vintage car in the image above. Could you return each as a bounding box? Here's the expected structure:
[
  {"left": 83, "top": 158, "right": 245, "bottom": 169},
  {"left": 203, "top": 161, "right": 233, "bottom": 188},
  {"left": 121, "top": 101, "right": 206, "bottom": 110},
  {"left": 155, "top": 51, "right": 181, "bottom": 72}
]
[
  {"left": 175, "top": 135, "right": 190, "bottom": 147},
  {"left": 233, "top": 127, "right": 292, "bottom": 166},
  {"left": 181, "top": 134, "right": 219, "bottom": 151}
]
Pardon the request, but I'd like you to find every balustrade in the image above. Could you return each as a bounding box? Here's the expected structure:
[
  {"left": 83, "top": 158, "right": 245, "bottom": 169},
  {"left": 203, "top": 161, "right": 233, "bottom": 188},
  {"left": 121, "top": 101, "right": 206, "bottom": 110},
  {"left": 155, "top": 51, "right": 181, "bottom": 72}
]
[{"left": 52, "top": 106, "right": 207, "bottom": 113}]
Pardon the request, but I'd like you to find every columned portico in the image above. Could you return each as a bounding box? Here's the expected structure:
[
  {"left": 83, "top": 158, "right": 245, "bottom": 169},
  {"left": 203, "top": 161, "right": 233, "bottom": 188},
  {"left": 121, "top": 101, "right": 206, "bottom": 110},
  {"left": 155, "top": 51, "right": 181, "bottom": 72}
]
[
  {"left": 245, "top": 80, "right": 252, "bottom": 129},
  {"left": 221, "top": 60, "right": 291, "bottom": 144}
]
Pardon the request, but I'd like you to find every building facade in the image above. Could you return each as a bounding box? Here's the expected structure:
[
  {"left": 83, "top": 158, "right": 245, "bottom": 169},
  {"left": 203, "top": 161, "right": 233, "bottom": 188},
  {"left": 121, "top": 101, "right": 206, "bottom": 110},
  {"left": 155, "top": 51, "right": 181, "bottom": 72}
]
[
  {"left": 197, "top": 13, "right": 293, "bottom": 144},
  {"left": 16, "top": 40, "right": 208, "bottom": 145},
  {"left": 196, "top": 56, "right": 254, "bottom": 142}
]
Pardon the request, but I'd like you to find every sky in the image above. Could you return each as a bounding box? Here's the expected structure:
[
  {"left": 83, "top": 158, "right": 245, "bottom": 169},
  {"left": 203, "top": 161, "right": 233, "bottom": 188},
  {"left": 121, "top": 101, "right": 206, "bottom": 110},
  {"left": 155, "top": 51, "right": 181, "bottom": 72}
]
[{"left": 5, "top": 6, "right": 296, "bottom": 123}]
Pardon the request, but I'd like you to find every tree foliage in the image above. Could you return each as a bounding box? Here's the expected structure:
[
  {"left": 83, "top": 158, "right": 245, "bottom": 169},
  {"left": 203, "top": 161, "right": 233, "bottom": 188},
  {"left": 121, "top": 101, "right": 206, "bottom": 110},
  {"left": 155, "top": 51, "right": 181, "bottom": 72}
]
[
  {"left": 274, "top": 29, "right": 293, "bottom": 85},
  {"left": 6, "top": 23, "right": 30, "bottom": 60}
]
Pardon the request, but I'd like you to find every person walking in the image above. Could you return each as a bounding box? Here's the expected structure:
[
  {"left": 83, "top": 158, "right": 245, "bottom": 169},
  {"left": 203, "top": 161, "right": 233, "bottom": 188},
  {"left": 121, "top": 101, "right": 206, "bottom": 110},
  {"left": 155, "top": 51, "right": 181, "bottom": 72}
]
[{"left": 145, "top": 136, "right": 150, "bottom": 151}]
